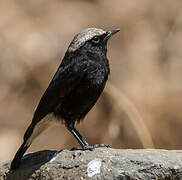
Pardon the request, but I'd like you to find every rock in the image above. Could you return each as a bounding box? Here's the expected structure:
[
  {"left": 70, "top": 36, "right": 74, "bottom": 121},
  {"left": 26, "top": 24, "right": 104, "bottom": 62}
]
[{"left": 0, "top": 148, "right": 182, "bottom": 180}]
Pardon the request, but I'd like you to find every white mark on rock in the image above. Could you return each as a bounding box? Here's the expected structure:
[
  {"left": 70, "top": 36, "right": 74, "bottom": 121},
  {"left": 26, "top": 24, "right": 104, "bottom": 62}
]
[{"left": 87, "top": 159, "right": 102, "bottom": 177}]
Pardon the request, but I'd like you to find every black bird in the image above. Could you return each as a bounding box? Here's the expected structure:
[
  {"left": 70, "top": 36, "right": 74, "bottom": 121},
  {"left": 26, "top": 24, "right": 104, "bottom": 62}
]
[{"left": 10, "top": 27, "right": 120, "bottom": 170}]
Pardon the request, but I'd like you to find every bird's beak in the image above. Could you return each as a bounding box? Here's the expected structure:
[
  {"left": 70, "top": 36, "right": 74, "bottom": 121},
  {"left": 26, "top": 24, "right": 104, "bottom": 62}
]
[{"left": 104, "top": 28, "right": 120, "bottom": 41}]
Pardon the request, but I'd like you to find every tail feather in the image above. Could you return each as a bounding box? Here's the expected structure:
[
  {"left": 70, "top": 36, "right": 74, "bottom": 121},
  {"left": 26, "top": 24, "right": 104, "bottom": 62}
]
[
  {"left": 24, "top": 123, "right": 35, "bottom": 141},
  {"left": 10, "top": 123, "right": 35, "bottom": 170},
  {"left": 10, "top": 141, "right": 30, "bottom": 170},
  {"left": 11, "top": 119, "right": 50, "bottom": 170}
]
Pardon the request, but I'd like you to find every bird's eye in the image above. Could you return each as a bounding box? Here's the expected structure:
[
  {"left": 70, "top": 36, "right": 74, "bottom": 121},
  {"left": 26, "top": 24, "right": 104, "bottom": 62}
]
[{"left": 91, "top": 36, "right": 100, "bottom": 44}]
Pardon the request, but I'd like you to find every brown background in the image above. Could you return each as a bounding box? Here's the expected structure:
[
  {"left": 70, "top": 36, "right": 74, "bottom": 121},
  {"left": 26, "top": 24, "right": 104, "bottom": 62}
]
[{"left": 0, "top": 0, "right": 182, "bottom": 161}]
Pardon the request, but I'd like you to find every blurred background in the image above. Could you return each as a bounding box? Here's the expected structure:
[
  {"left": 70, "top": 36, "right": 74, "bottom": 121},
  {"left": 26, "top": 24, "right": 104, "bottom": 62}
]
[{"left": 0, "top": 0, "right": 182, "bottom": 161}]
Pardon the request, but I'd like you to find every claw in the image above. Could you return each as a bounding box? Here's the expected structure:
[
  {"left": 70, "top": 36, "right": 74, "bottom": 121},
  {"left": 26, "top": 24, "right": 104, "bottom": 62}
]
[{"left": 70, "top": 144, "right": 111, "bottom": 151}]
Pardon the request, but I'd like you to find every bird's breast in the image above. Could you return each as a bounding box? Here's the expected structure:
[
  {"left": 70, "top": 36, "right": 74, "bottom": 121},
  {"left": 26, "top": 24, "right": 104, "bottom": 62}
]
[
  {"left": 86, "top": 63, "right": 109, "bottom": 86},
  {"left": 54, "top": 61, "right": 109, "bottom": 122}
]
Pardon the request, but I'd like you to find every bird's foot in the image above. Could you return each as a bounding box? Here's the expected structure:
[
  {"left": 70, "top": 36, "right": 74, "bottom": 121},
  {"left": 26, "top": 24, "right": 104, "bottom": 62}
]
[
  {"left": 70, "top": 144, "right": 111, "bottom": 151},
  {"left": 93, "top": 144, "right": 111, "bottom": 148},
  {"left": 71, "top": 146, "right": 94, "bottom": 151}
]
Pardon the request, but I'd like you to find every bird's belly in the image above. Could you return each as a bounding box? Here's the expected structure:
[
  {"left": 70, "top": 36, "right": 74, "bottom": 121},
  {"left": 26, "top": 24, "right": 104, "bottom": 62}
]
[{"left": 54, "top": 78, "right": 106, "bottom": 122}]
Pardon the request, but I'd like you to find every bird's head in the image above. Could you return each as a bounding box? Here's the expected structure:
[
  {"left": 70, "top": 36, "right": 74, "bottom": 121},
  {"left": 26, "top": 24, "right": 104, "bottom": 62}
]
[{"left": 67, "top": 28, "right": 120, "bottom": 58}]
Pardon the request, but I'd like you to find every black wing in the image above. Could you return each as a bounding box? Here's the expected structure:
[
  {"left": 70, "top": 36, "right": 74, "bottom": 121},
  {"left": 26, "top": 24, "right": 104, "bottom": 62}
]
[{"left": 32, "top": 60, "right": 88, "bottom": 123}]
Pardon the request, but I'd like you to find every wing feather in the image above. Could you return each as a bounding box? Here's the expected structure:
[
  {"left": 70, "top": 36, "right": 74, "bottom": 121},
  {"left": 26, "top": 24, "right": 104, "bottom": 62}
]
[{"left": 32, "top": 60, "right": 87, "bottom": 123}]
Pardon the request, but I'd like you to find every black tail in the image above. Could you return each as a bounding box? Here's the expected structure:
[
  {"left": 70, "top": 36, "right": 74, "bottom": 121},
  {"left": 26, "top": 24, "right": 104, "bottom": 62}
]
[
  {"left": 10, "top": 123, "right": 35, "bottom": 170},
  {"left": 10, "top": 141, "right": 30, "bottom": 170}
]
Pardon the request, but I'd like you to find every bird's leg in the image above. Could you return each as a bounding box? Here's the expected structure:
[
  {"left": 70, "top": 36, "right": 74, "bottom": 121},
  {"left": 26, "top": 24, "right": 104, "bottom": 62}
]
[
  {"left": 70, "top": 127, "right": 89, "bottom": 147},
  {"left": 66, "top": 124, "right": 111, "bottom": 151},
  {"left": 66, "top": 124, "right": 90, "bottom": 149}
]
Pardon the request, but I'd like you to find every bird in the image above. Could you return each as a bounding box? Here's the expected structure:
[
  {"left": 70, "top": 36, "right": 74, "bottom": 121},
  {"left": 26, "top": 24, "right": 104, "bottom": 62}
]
[{"left": 10, "top": 27, "right": 120, "bottom": 170}]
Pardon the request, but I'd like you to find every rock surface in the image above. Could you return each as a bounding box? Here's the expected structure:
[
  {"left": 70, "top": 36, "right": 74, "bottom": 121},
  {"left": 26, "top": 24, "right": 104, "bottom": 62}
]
[{"left": 0, "top": 148, "right": 182, "bottom": 180}]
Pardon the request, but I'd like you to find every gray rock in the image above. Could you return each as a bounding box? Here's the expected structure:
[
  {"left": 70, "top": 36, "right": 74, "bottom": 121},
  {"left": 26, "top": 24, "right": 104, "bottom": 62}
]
[{"left": 0, "top": 148, "right": 182, "bottom": 180}]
